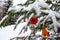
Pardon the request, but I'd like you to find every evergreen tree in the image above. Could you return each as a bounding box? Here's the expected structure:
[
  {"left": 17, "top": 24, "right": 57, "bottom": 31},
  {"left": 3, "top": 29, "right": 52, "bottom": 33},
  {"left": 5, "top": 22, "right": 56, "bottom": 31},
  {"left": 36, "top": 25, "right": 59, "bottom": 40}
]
[{"left": 0, "top": 0, "right": 60, "bottom": 40}]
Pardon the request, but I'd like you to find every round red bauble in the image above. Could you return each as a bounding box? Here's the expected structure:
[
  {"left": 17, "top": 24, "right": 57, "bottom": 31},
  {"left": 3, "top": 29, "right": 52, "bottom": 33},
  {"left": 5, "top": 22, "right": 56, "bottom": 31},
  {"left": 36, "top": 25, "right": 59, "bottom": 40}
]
[{"left": 30, "top": 17, "right": 38, "bottom": 24}]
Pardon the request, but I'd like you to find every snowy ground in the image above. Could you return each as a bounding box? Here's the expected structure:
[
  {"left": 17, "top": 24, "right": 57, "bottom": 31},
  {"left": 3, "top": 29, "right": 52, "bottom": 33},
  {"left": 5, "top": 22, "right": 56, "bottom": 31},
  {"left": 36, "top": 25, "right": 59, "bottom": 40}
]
[{"left": 0, "top": 22, "right": 28, "bottom": 40}]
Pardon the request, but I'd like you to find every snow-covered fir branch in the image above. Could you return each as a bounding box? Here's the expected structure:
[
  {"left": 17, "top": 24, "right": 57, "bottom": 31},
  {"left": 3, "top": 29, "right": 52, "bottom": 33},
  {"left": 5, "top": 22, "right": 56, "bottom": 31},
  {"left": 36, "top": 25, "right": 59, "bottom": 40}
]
[{"left": 0, "top": 0, "right": 60, "bottom": 40}]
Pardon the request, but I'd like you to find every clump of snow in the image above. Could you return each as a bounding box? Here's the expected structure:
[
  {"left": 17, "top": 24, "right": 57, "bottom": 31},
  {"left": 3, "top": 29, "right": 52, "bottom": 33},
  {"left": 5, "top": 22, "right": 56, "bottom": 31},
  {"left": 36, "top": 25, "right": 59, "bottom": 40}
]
[
  {"left": 12, "top": 0, "right": 27, "bottom": 6},
  {"left": 24, "top": 0, "right": 49, "bottom": 16},
  {"left": 8, "top": 5, "right": 24, "bottom": 12},
  {"left": 35, "top": 31, "right": 42, "bottom": 36}
]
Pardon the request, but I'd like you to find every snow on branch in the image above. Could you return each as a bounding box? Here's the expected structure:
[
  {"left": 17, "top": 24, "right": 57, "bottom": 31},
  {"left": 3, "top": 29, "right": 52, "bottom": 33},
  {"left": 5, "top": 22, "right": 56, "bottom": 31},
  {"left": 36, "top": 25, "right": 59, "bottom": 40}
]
[{"left": 0, "top": 15, "right": 8, "bottom": 24}]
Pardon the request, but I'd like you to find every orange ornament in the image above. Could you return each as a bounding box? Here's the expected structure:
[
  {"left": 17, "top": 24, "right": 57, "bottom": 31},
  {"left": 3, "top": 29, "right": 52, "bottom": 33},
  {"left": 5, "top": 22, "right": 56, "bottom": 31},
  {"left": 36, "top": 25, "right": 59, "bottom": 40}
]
[{"left": 42, "top": 27, "right": 49, "bottom": 40}]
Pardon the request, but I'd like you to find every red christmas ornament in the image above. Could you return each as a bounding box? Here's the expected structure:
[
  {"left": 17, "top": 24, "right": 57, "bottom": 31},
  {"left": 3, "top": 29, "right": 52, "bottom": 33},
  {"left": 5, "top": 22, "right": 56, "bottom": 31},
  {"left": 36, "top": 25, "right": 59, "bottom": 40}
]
[{"left": 30, "top": 17, "right": 38, "bottom": 24}]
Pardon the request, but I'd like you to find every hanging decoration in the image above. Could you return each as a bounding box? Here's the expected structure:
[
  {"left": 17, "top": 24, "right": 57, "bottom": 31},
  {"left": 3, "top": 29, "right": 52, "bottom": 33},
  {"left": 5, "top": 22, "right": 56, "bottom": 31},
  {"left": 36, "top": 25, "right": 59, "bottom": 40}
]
[
  {"left": 42, "top": 27, "right": 49, "bottom": 40},
  {"left": 30, "top": 16, "right": 38, "bottom": 24}
]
